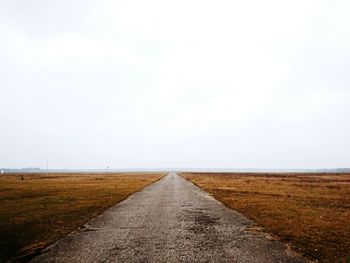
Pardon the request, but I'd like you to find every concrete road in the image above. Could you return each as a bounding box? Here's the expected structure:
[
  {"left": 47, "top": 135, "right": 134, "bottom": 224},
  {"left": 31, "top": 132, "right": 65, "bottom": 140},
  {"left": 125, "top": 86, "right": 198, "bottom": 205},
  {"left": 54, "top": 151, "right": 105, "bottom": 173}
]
[{"left": 31, "top": 173, "right": 306, "bottom": 263}]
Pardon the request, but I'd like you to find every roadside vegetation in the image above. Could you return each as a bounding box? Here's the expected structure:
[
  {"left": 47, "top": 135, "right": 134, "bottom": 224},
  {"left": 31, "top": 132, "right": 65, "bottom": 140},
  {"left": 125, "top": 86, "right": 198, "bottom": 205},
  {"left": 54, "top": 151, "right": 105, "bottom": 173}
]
[
  {"left": 182, "top": 172, "right": 350, "bottom": 263},
  {"left": 0, "top": 172, "right": 165, "bottom": 262}
]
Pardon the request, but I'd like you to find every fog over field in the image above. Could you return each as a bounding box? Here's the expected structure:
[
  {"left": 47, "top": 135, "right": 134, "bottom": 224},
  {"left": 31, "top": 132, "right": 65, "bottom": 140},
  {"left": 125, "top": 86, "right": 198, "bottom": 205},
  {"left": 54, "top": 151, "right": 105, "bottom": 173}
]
[{"left": 0, "top": 0, "right": 349, "bottom": 169}]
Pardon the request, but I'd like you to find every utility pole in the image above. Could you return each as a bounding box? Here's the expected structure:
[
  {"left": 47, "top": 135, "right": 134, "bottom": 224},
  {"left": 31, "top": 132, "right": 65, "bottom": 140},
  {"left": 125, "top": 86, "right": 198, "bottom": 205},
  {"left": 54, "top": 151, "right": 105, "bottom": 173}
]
[{"left": 46, "top": 158, "right": 49, "bottom": 176}]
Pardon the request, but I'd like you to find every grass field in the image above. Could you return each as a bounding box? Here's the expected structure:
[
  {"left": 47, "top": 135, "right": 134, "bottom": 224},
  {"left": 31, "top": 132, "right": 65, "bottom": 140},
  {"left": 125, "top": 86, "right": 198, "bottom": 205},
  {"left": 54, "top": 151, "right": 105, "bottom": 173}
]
[
  {"left": 0, "top": 172, "right": 165, "bottom": 262},
  {"left": 182, "top": 172, "right": 350, "bottom": 263}
]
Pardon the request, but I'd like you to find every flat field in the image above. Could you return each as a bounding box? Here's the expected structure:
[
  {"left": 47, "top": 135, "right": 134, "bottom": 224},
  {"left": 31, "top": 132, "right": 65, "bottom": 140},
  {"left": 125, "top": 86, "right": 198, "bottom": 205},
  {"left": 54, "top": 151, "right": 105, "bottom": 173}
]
[
  {"left": 0, "top": 172, "right": 165, "bottom": 262},
  {"left": 181, "top": 172, "right": 350, "bottom": 263}
]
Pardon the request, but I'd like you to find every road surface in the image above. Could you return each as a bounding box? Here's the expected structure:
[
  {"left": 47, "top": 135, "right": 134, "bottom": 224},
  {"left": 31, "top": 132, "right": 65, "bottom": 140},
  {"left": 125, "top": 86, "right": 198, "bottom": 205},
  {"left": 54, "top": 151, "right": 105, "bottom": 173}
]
[{"left": 31, "top": 173, "right": 306, "bottom": 263}]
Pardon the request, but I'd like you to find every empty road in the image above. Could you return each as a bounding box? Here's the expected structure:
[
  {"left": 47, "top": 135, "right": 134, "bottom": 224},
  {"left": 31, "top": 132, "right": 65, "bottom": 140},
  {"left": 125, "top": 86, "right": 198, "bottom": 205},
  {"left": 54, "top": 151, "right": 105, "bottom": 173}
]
[{"left": 31, "top": 173, "right": 306, "bottom": 263}]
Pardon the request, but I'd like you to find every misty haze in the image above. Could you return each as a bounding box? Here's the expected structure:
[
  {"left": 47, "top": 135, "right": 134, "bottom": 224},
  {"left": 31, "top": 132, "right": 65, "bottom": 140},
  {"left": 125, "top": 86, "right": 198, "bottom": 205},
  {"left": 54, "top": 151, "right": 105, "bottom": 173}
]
[{"left": 0, "top": 1, "right": 349, "bottom": 263}]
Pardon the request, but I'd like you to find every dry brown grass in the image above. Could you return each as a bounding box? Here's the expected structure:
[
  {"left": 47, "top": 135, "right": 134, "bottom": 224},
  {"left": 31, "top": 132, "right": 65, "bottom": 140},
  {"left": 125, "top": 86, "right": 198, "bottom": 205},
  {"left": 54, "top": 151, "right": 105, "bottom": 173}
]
[
  {"left": 0, "top": 172, "right": 165, "bottom": 262},
  {"left": 181, "top": 172, "right": 350, "bottom": 263}
]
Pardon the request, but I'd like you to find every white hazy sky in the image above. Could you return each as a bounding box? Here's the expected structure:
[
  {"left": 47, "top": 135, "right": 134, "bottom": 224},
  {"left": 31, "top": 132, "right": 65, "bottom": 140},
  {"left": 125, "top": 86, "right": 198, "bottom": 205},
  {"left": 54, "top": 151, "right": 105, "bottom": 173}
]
[{"left": 1, "top": 0, "right": 350, "bottom": 169}]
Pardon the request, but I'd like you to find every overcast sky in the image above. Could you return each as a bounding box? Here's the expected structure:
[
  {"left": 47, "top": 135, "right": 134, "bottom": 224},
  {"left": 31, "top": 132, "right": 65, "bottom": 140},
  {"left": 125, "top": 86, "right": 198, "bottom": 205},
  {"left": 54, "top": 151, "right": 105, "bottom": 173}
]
[{"left": 1, "top": 0, "right": 349, "bottom": 169}]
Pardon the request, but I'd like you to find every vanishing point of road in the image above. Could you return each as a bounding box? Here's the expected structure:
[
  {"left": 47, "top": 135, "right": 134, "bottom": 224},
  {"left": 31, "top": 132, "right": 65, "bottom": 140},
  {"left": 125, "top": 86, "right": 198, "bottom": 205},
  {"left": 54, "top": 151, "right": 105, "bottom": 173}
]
[{"left": 31, "top": 173, "right": 306, "bottom": 263}]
